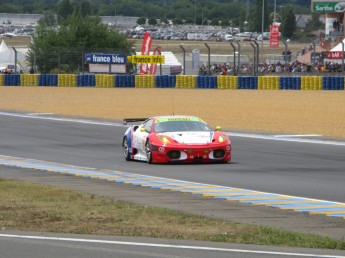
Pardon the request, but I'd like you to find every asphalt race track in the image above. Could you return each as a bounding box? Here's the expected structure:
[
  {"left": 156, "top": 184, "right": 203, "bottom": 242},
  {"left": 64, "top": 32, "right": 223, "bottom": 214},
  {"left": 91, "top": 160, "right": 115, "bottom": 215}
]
[
  {"left": 1, "top": 111, "right": 345, "bottom": 203},
  {"left": 1, "top": 111, "right": 345, "bottom": 258}
]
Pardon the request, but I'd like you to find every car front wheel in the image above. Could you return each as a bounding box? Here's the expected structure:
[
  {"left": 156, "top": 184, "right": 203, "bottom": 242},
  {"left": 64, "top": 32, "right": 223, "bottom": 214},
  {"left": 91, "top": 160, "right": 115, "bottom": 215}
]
[{"left": 123, "top": 137, "right": 131, "bottom": 161}]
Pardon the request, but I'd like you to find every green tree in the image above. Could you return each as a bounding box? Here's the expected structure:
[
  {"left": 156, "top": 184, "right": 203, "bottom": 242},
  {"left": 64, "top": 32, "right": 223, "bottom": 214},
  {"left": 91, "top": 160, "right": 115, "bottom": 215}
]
[
  {"left": 210, "top": 18, "right": 219, "bottom": 26},
  {"left": 28, "top": 12, "right": 132, "bottom": 73},
  {"left": 148, "top": 17, "right": 157, "bottom": 26},
  {"left": 251, "top": 0, "right": 269, "bottom": 32},
  {"left": 281, "top": 5, "right": 296, "bottom": 38},
  {"left": 57, "top": 0, "right": 73, "bottom": 23},
  {"left": 80, "top": 0, "right": 92, "bottom": 17},
  {"left": 307, "top": 13, "right": 322, "bottom": 30},
  {"left": 172, "top": 18, "right": 183, "bottom": 25},
  {"left": 137, "top": 17, "right": 146, "bottom": 25},
  {"left": 38, "top": 11, "right": 57, "bottom": 27}
]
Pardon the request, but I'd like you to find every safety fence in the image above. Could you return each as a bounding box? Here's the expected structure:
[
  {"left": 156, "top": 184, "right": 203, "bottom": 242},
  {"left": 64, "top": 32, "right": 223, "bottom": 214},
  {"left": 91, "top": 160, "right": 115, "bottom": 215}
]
[{"left": 0, "top": 74, "right": 344, "bottom": 90}]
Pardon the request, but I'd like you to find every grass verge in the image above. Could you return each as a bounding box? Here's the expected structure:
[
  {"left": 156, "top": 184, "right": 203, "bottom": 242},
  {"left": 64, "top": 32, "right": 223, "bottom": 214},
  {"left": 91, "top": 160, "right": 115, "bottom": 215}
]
[{"left": 0, "top": 178, "right": 344, "bottom": 250}]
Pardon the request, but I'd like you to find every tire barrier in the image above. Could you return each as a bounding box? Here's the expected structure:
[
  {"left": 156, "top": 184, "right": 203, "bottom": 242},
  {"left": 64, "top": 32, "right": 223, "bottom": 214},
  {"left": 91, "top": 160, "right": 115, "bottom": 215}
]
[
  {"left": 279, "top": 77, "right": 301, "bottom": 90},
  {"left": 155, "top": 75, "right": 176, "bottom": 88},
  {"left": 77, "top": 74, "right": 95, "bottom": 87},
  {"left": 135, "top": 75, "right": 155, "bottom": 88},
  {"left": 322, "top": 76, "right": 345, "bottom": 90},
  {"left": 95, "top": 74, "right": 115, "bottom": 88},
  {"left": 0, "top": 74, "right": 4, "bottom": 86},
  {"left": 39, "top": 74, "right": 58, "bottom": 87},
  {"left": 196, "top": 75, "right": 217, "bottom": 89},
  {"left": 238, "top": 76, "right": 258, "bottom": 90},
  {"left": 175, "top": 75, "right": 196, "bottom": 88},
  {"left": 4, "top": 74, "right": 20, "bottom": 86},
  {"left": 58, "top": 74, "right": 77, "bottom": 87},
  {"left": 115, "top": 75, "right": 135, "bottom": 88},
  {"left": 217, "top": 76, "right": 238, "bottom": 89},
  {"left": 258, "top": 76, "right": 279, "bottom": 90},
  {"left": 20, "top": 74, "right": 39, "bottom": 87},
  {"left": 301, "top": 76, "right": 322, "bottom": 90},
  {"left": 3, "top": 74, "right": 345, "bottom": 91}
]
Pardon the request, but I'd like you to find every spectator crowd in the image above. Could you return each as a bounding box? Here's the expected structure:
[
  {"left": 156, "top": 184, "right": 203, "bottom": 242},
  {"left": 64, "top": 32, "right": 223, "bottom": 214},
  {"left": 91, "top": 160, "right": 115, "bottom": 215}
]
[{"left": 199, "top": 61, "right": 345, "bottom": 76}]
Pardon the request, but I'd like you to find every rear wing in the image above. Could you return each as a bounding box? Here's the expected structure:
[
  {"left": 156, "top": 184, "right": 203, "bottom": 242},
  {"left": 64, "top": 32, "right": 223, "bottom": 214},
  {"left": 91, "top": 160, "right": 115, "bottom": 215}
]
[{"left": 123, "top": 118, "right": 148, "bottom": 125}]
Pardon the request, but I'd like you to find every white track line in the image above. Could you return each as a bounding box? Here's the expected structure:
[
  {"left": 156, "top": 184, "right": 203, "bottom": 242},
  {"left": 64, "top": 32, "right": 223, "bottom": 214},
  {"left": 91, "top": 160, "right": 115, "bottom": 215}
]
[{"left": 0, "top": 234, "right": 343, "bottom": 257}]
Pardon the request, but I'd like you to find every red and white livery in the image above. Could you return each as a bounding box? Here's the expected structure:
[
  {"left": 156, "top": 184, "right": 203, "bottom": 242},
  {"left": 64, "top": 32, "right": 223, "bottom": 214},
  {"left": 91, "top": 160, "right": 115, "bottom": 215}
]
[{"left": 122, "top": 115, "right": 232, "bottom": 164}]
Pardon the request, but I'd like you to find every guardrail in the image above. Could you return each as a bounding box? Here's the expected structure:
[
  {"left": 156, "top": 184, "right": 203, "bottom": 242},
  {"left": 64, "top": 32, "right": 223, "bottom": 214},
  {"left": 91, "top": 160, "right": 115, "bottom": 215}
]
[{"left": 0, "top": 74, "right": 344, "bottom": 90}]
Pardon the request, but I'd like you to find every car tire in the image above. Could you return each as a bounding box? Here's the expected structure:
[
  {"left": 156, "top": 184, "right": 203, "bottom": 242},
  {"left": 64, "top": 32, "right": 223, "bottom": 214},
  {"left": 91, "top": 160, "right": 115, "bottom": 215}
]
[
  {"left": 145, "top": 140, "right": 153, "bottom": 164},
  {"left": 123, "top": 137, "right": 131, "bottom": 161}
]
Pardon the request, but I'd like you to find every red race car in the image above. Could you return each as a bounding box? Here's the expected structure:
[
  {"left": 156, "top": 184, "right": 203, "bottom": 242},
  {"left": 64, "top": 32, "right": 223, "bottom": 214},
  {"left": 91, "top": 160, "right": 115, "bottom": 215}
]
[{"left": 123, "top": 115, "right": 231, "bottom": 164}]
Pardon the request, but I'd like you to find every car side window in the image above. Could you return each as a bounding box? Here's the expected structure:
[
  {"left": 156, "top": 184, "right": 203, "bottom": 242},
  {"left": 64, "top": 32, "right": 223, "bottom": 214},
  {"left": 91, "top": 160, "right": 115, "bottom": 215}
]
[{"left": 142, "top": 119, "right": 153, "bottom": 133}]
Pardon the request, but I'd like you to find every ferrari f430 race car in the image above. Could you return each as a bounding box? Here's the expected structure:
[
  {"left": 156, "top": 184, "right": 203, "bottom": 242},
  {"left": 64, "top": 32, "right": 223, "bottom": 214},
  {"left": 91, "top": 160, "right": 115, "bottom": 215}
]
[{"left": 122, "top": 115, "right": 231, "bottom": 164}]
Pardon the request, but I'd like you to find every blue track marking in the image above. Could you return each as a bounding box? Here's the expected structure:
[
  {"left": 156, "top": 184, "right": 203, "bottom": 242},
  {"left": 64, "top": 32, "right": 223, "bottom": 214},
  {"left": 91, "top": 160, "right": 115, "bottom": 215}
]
[{"left": 0, "top": 154, "right": 344, "bottom": 220}]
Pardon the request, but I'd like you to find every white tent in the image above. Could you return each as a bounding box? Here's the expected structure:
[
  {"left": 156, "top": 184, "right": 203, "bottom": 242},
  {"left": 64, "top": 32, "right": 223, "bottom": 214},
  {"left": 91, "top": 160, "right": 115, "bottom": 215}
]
[
  {"left": 0, "top": 40, "right": 28, "bottom": 72},
  {"left": 323, "top": 39, "right": 345, "bottom": 64},
  {"left": 330, "top": 38, "right": 345, "bottom": 51}
]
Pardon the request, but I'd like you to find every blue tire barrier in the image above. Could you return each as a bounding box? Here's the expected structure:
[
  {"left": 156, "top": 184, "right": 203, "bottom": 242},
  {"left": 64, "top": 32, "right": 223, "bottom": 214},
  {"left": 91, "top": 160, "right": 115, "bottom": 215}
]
[
  {"left": 280, "top": 76, "right": 301, "bottom": 90},
  {"left": 156, "top": 75, "right": 175, "bottom": 88},
  {"left": 39, "top": 74, "right": 58, "bottom": 86},
  {"left": 4, "top": 74, "right": 20, "bottom": 86},
  {"left": 156, "top": 75, "right": 171, "bottom": 88},
  {"left": 77, "top": 74, "right": 95, "bottom": 87},
  {"left": 323, "top": 76, "right": 344, "bottom": 90},
  {"left": 238, "top": 76, "right": 258, "bottom": 90},
  {"left": 115, "top": 75, "right": 135, "bottom": 88},
  {"left": 196, "top": 76, "right": 218, "bottom": 89}
]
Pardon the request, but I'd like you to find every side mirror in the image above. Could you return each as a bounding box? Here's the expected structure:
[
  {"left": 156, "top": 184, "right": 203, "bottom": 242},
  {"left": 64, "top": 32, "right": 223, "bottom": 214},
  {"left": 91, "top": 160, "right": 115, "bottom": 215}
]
[
  {"left": 140, "top": 127, "right": 147, "bottom": 133},
  {"left": 215, "top": 126, "right": 221, "bottom": 131}
]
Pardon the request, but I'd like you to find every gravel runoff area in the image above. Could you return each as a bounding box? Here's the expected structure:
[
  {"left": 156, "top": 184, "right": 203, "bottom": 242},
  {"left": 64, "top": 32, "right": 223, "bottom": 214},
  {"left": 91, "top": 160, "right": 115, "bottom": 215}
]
[{"left": 0, "top": 87, "right": 345, "bottom": 139}]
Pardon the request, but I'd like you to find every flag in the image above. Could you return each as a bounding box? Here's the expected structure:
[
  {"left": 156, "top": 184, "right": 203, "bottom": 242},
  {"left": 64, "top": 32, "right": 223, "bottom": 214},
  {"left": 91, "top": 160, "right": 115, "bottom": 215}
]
[{"left": 140, "top": 32, "right": 153, "bottom": 74}]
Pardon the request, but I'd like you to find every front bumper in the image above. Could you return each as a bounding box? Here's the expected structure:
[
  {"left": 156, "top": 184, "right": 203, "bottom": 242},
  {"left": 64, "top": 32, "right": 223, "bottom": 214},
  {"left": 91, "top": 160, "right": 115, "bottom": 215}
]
[{"left": 151, "top": 143, "right": 231, "bottom": 163}]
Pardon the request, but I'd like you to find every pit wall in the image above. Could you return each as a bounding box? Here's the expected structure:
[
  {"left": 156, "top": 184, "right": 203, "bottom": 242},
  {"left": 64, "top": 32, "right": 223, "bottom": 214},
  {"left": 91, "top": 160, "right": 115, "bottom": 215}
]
[{"left": 0, "top": 74, "right": 343, "bottom": 90}]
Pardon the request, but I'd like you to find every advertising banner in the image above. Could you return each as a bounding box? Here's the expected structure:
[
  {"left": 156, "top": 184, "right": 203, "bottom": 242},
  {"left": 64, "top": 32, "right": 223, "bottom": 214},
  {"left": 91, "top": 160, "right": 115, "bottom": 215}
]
[
  {"left": 85, "top": 54, "right": 126, "bottom": 64},
  {"left": 140, "top": 32, "right": 153, "bottom": 74},
  {"left": 149, "top": 46, "right": 162, "bottom": 75},
  {"left": 324, "top": 51, "right": 344, "bottom": 59},
  {"left": 269, "top": 25, "right": 280, "bottom": 48},
  {"left": 89, "top": 64, "right": 126, "bottom": 73},
  {"left": 312, "top": 2, "right": 345, "bottom": 13},
  {"left": 128, "top": 55, "right": 165, "bottom": 64}
]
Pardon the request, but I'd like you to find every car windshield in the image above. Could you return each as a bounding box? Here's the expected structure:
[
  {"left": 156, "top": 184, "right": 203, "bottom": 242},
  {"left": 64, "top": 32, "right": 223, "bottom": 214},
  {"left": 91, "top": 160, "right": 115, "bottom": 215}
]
[{"left": 154, "top": 120, "right": 212, "bottom": 132}]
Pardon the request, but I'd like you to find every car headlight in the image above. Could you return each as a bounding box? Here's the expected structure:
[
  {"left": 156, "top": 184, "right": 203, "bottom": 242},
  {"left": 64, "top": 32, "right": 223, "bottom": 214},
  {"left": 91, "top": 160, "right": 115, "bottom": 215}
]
[
  {"left": 158, "top": 136, "right": 171, "bottom": 144},
  {"left": 218, "top": 135, "right": 228, "bottom": 143}
]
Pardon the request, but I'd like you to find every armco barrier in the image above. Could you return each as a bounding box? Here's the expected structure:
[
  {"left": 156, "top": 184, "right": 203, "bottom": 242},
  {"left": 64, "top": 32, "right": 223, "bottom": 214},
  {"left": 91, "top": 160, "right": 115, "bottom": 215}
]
[{"left": 2, "top": 74, "right": 345, "bottom": 91}]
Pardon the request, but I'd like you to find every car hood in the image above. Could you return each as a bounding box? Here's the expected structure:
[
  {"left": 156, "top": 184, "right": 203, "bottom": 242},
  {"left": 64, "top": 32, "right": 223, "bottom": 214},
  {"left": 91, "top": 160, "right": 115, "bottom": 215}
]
[{"left": 160, "top": 131, "right": 213, "bottom": 144}]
